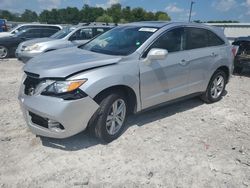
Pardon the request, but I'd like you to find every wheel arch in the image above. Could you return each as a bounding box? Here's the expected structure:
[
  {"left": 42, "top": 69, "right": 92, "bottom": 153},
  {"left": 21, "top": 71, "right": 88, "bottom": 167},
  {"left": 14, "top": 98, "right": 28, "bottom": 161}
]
[
  {"left": 216, "top": 66, "right": 230, "bottom": 83},
  {"left": 93, "top": 85, "right": 138, "bottom": 114}
]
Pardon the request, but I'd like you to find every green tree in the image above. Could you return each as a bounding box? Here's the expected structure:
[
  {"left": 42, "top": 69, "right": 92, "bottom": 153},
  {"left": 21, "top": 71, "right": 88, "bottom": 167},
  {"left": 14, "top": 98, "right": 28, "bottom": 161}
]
[
  {"left": 107, "top": 4, "right": 122, "bottom": 23},
  {"left": 155, "top": 11, "right": 171, "bottom": 21},
  {"left": 96, "top": 14, "right": 113, "bottom": 23},
  {"left": 132, "top": 8, "right": 146, "bottom": 21},
  {"left": 80, "top": 4, "right": 104, "bottom": 22},
  {"left": 0, "top": 10, "right": 15, "bottom": 21},
  {"left": 144, "top": 11, "right": 155, "bottom": 21},
  {"left": 21, "top": 9, "right": 38, "bottom": 22},
  {"left": 121, "top": 6, "right": 134, "bottom": 22}
]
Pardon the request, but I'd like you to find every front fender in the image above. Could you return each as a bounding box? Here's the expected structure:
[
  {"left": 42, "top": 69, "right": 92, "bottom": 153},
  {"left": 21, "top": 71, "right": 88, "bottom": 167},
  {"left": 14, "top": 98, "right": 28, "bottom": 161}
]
[{"left": 69, "top": 62, "right": 141, "bottom": 111}]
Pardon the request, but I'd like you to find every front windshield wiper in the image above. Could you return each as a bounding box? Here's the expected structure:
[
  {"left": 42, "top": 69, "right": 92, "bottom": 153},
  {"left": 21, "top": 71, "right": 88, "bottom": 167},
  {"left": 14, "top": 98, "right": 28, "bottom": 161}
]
[{"left": 90, "top": 48, "right": 125, "bottom": 56}]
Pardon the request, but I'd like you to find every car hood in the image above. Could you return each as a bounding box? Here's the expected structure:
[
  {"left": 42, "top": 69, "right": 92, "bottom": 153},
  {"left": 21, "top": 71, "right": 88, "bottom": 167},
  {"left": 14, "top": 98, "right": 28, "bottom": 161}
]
[
  {"left": 0, "top": 32, "right": 13, "bottom": 38},
  {"left": 0, "top": 35, "right": 17, "bottom": 42},
  {"left": 24, "top": 47, "right": 122, "bottom": 78},
  {"left": 22, "top": 38, "right": 55, "bottom": 46}
]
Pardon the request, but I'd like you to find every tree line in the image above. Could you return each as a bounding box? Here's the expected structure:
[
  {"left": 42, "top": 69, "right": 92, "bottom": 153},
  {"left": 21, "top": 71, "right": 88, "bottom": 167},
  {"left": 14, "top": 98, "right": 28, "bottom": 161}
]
[{"left": 0, "top": 4, "right": 171, "bottom": 24}]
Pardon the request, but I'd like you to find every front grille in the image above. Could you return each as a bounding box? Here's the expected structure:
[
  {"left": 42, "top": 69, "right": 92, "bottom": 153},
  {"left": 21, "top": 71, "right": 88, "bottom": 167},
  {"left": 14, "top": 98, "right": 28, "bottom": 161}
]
[
  {"left": 29, "top": 112, "right": 49, "bottom": 129},
  {"left": 24, "top": 75, "right": 40, "bottom": 95}
]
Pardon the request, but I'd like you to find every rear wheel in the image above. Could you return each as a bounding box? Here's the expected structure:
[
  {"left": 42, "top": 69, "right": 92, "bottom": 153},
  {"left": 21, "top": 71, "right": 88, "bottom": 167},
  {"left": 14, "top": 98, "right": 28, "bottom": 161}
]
[
  {"left": 0, "top": 46, "right": 9, "bottom": 59},
  {"left": 89, "top": 92, "right": 127, "bottom": 143},
  {"left": 201, "top": 70, "right": 226, "bottom": 103}
]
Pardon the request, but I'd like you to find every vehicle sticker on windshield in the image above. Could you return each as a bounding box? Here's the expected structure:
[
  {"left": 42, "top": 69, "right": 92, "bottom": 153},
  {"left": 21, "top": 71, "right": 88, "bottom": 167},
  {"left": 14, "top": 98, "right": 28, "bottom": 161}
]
[{"left": 139, "top": 28, "right": 157, "bottom": 32}]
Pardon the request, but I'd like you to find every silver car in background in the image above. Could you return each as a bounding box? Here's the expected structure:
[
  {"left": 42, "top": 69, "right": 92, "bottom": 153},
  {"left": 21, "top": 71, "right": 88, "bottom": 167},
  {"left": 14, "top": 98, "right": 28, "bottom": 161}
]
[
  {"left": 18, "top": 21, "right": 234, "bottom": 142},
  {"left": 16, "top": 25, "right": 112, "bottom": 62}
]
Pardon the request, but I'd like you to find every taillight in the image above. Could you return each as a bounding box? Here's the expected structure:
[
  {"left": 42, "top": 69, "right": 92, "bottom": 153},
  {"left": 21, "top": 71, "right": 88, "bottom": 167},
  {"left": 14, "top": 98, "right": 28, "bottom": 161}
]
[{"left": 231, "top": 46, "right": 238, "bottom": 57}]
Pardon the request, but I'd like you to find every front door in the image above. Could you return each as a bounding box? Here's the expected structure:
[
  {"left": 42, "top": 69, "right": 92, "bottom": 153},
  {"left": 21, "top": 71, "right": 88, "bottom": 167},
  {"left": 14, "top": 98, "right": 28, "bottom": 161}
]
[{"left": 139, "top": 27, "right": 191, "bottom": 109}]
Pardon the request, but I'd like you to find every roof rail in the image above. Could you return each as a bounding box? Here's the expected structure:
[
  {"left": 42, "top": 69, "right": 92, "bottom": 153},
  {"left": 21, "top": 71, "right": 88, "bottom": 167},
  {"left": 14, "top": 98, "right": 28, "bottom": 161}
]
[{"left": 77, "top": 22, "right": 118, "bottom": 26}]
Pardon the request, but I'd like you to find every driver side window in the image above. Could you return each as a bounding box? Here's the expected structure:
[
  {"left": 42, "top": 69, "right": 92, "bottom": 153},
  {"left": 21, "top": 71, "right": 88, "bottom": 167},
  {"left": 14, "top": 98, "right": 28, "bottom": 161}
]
[{"left": 143, "top": 27, "right": 185, "bottom": 57}]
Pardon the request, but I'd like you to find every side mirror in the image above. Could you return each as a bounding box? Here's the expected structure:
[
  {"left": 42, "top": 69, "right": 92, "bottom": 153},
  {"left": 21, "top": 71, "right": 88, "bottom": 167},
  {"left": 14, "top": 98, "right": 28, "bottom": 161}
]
[{"left": 147, "top": 48, "right": 168, "bottom": 61}]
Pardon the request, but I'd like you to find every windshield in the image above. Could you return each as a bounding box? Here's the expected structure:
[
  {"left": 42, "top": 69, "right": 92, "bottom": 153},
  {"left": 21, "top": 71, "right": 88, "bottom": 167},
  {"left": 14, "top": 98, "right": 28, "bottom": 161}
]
[
  {"left": 14, "top": 29, "right": 27, "bottom": 37},
  {"left": 10, "top": 25, "right": 24, "bottom": 34},
  {"left": 81, "top": 26, "right": 157, "bottom": 56},
  {"left": 50, "top": 27, "right": 75, "bottom": 39}
]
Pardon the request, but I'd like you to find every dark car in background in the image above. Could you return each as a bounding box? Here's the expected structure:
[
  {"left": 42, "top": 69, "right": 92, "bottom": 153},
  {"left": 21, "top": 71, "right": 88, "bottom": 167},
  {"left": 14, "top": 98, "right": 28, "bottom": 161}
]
[
  {"left": 0, "top": 26, "right": 61, "bottom": 58},
  {"left": 0, "top": 24, "right": 62, "bottom": 38},
  {"left": 0, "top": 19, "right": 7, "bottom": 32},
  {"left": 233, "top": 37, "right": 250, "bottom": 73}
]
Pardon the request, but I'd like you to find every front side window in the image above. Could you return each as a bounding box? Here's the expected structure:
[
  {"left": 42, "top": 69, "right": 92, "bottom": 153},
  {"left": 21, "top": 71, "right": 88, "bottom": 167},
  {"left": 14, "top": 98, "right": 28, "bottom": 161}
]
[
  {"left": 81, "top": 26, "right": 156, "bottom": 56},
  {"left": 70, "top": 28, "right": 93, "bottom": 41},
  {"left": 145, "top": 27, "right": 185, "bottom": 56},
  {"left": 50, "top": 27, "right": 74, "bottom": 39}
]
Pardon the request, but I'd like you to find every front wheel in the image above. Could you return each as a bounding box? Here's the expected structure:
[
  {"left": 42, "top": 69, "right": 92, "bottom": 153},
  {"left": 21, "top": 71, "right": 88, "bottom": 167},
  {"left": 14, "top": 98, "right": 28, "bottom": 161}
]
[
  {"left": 0, "top": 46, "right": 9, "bottom": 59},
  {"left": 201, "top": 70, "right": 226, "bottom": 103},
  {"left": 89, "top": 92, "right": 127, "bottom": 143}
]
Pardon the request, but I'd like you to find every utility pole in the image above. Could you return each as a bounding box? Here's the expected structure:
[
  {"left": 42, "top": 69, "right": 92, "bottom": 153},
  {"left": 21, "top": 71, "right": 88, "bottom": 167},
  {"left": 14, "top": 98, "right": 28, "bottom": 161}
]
[{"left": 188, "top": 1, "right": 195, "bottom": 22}]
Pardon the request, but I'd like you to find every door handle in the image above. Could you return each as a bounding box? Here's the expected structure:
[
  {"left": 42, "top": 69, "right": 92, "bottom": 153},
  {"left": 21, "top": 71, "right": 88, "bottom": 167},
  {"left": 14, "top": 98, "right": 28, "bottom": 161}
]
[{"left": 179, "top": 59, "right": 189, "bottom": 66}]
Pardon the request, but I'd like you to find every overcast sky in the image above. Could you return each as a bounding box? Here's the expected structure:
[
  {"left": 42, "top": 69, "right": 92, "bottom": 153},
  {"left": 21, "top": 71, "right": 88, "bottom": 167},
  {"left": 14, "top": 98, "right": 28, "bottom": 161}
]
[{"left": 1, "top": 0, "right": 250, "bottom": 22}]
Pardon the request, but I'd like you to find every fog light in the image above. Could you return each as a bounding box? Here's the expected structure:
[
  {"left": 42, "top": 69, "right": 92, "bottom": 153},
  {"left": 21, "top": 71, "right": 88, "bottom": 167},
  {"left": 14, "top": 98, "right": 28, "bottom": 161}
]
[{"left": 48, "top": 120, "right": 64, "bottom": 132}]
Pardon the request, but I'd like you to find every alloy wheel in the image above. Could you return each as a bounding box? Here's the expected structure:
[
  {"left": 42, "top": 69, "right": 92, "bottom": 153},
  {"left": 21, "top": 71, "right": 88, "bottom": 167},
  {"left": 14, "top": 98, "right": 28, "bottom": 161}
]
[
  {"left": 106, "top": 99, "right": 126, "bottom": 135},
  {"left": 211, "top": 75, "right": 225, "bottom": 99},
  {"left": 0, "top": 46, "right": 8, "bottom": 58}
]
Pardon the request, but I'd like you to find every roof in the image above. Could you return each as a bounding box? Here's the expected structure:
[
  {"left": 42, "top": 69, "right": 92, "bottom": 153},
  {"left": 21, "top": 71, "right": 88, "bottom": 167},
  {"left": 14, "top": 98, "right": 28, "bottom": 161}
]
[
  {"left": 207, "top": 23, "right": 250, "bottom": 27},
  {"left": 125, "top": 21, "right": 170, "bottom": 28}
]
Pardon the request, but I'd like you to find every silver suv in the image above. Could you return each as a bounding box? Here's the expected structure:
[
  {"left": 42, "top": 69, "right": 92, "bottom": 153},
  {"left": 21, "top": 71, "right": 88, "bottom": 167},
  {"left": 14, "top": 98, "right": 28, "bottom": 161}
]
[
  {"left": 18, "top": 22, "right": 234, "bottom": 142},
  {"left": 16, "top": 25, "right": 112, "bottom": 63}
]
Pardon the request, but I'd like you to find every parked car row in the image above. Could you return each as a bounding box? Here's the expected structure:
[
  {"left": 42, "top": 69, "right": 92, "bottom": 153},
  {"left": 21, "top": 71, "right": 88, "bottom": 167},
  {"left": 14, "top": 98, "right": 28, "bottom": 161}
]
[
  {"left": 0, "top": 23, "right": 112, "bottom": 59},
  {"left": 16, "top": 25, "right": 112, "bottom": 62},
  {"left": 18, "top": 21, "right": 235, "bottom": 142}
]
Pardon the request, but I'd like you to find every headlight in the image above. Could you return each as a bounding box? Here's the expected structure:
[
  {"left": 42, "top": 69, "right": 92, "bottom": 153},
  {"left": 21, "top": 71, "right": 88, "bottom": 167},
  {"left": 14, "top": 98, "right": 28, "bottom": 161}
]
[
  {"left": 24, "top": 44, "right": 42, "bottom": 52},
  {"left": 41, "top": 79, "right": 88, "bottom": 100}
]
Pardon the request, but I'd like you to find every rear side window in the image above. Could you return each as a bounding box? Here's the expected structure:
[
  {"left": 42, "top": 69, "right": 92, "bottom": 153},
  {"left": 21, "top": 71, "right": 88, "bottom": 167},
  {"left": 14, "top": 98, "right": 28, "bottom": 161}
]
[
  {"left": 186, "top": 28, "right": 208, "bottom": 50},
  {"left": 207, "top": 30, "right": 225, "bottom": 46},
  {"left": 186, "top": 27, "right": 225, "bottom": 50},
  {"left": 146, "top": 27, "right": 185, "bottom": 54}
]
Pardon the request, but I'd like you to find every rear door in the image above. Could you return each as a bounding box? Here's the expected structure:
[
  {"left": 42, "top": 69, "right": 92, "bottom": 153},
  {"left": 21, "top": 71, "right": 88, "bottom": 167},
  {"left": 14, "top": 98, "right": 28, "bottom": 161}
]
[
  {"left": 139, "top": 27, "right": 191, "bottom": 109},
  {"left": 186, "top": 27, "right": 226, "bottom": 93}
]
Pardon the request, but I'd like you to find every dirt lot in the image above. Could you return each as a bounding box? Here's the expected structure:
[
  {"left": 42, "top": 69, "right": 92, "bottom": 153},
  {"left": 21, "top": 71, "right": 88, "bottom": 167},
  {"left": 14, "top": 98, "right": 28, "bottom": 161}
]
[{"left": 0, "top": 59, "right": 249, "bottom": 188}]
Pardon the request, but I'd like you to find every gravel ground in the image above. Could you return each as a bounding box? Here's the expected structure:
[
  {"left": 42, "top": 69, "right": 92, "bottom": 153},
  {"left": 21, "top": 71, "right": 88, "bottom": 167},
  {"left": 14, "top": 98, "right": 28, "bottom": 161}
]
[{"left": 0, "top": 59, "right": 249, "bottom": 188}]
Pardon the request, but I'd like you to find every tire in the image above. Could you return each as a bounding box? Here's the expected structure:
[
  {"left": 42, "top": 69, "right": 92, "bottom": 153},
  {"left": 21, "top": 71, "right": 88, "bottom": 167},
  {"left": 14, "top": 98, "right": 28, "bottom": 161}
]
[
  {"left": 89, "top": 92, "right": 128, "bottom": 143},
  {"left": 234, "top": 66, "right": 243, "bottom": 74},
  {"left": 200, "top": 70, "right": 227, "bottom": 103},
  {"left": 0, "top": 46, "right": 9, "bottom": 59}
]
